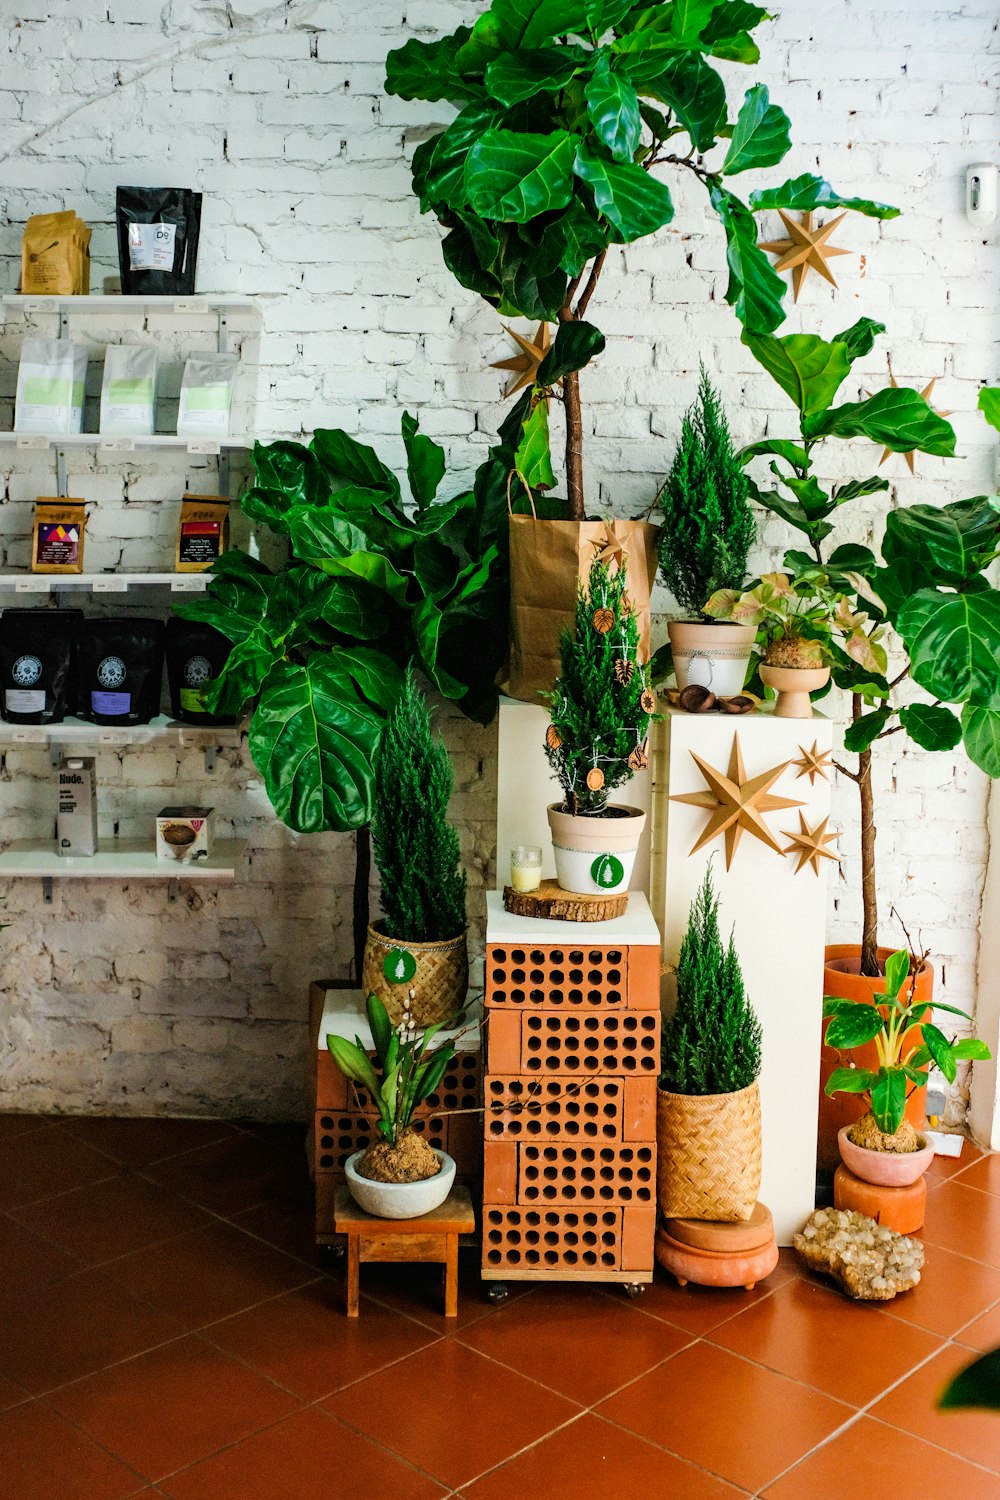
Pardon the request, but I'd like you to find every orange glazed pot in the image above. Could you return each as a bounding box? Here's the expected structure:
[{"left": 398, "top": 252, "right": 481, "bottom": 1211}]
[{"left": 818, "top": 944, "right": 934, "bottom": 1174}]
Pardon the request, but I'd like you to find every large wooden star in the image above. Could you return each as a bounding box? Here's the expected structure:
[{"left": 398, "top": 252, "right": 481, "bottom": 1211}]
[
  {"left": 783, "top": 811, "right": 841, "bottom": 876},
  {"left": 591, "top": 520, "right": 627, "bottom": 572},
  {"left": 491, "top": 322, "right": 553, "bottom": 398},
  {"left": 869, "top": 358, "right": 952, "bottom": 474},
  {"left": 758, "top": 209, "right": 852, "bottom": 300},
  {"left": 669, "top": 733, "right": 804, "bottom": 869},
  {"left": 792, "top": 739, "right": 834, "bottom": 785}
]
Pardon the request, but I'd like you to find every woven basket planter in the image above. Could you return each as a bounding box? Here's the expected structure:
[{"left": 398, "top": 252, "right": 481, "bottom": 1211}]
[
  {"left": 362, "top": 922, "right": 468, "bottom": 1028},
  {"left": 656, "top": 1081, "right": 761, "bottom": 1222}
]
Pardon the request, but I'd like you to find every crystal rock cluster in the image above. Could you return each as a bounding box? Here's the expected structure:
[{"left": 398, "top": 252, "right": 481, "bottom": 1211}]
[{"left": 793, "top": 1208, "right": 924, "bottom": 1300}]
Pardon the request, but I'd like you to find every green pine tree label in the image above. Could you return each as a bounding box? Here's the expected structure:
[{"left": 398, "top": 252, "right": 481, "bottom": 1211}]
[
  {"left": 591, "top": 854, "right": 625, "bottom": 889},
  {"left": 383, "top": 948, "right": 417, "bottom": 984}
]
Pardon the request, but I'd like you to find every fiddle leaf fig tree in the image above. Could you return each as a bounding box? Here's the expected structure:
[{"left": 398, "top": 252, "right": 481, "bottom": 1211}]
[
  {"left": 387, "top": 0, "right": 899, "bottom": 519},
  {"left": 742, "top": 329, "right": 1000, "bottom": 976}
]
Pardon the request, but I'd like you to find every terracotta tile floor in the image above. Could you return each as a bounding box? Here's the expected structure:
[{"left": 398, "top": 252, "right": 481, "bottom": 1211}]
[{"left": 1, "top": 1116, "right": 999, "bottom": 1500}]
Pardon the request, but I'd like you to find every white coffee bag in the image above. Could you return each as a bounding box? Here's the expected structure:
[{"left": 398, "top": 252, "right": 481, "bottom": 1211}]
[
  {"left": 100, "top": 344, "right": 158, "bottom": 436},
  {"left": 176, "top": 353, "right": 237, "bottom": 439},
  {"left": 15, "top": 337, "right": 88, "bottom": 434}
]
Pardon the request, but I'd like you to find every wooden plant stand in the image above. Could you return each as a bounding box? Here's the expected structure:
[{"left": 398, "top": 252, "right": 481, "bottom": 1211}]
[
  {"left": 502, "top": 879, "right": 629, "bottom": 922},
  {"left": 333, "top": 1184, "right": 476, "bottom": 1318}
]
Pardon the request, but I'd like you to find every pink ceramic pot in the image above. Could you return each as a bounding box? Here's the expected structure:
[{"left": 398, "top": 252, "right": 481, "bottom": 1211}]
[{"left": 837, "top": 1125, "right": 934, "bottom": 1187}]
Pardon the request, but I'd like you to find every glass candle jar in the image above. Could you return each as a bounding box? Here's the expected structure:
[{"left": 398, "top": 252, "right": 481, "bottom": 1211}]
[{"left": 510, "top": 845, "right": 543, "bottom": 893}]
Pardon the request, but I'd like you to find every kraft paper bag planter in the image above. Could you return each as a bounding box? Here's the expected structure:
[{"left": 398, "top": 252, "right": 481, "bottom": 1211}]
[
  {"left": 15, "top": 337, "right": 87, "bottom": 434},
  {"left": 503, "top": 517, "right": 659, "bottom": 705}
]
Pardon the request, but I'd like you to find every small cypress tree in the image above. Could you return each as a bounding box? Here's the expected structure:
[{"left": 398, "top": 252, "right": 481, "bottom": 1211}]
[
  {"left": 371, "top": 670, "right": 466, "bottom": 943},
  {"left": 657, "top": 364, "right": 756, "bottom": 617},
  {"left": 544, "top": 555, "right": 653, "bottom": 816},
  {"left": 660, "top": 867, "right": 762, "bottom": 1095}
]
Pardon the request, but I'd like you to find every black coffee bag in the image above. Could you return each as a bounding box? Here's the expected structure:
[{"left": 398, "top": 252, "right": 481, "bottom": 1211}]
[
  {"left": 0, "top": 608, "right": 82, "bottom": 724},
  {"left": 116, "top": 187, "right": 203, "bottom": 296},
  {"left": 81, "top": 618, "right": 164, "bottom": 726},
  {"left": 165, "top": 618, "right": 237, "bottom": 726}
]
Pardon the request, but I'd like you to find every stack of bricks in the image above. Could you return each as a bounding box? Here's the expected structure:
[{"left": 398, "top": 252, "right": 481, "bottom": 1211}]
[
  {"left": 481, "top": 899, "right": 661, "bottom": 1284},
  {"left": 309, "top": 982, "right": 483, "bottom": 1242}
]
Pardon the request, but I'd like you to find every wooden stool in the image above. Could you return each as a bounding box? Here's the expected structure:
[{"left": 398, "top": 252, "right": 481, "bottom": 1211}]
[
  {"left": 833, "top": 1164, "right": 927, "bottom": 1234},
  {"left": 333, "top": 1185, "right": 475, "bottom": 1318}
]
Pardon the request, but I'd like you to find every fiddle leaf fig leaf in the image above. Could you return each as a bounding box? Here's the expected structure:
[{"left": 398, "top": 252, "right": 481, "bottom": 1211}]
[
  {"left": 742, "top": 330, "right": 851, "bottom": 416},
  {"left": 574, "top": 142, "right": 674, "bottom": 240},
  {"left": 738, "top": 438, "right": 810, "bottom": 469},
  {"left": 831, "top": 476, "right": 890, "bottom": 503},
  {"left": 883, "top": 498, "right": 1000, "bottom": 579},
  {"left": 639, "top": 52, "right": 727, "bottom": 153},
  {"left": 802, "top": 387, "right": 958, "bottom": 454},
  {"left": 513, "top": 400, "right": 556, "bottom": 490},
  {"left": 401, "top": 411, "right": 446, "bottom": 510},
  {"left": 412, "top": 102, "right": 505, "bottom": 213},
  {"left": 722, "top": 85, "right": 791, "bottom": 175},
  {"left": 466, "top": 129, "right": 578, "bottom": 222},
  {"left": 251, "top": 440, "right": 331, "bottom": 508},
  {"left": 536, "top": 319, "right": 606, "bottom": 383},
  {"left": 484, "top": 45, "right": 588, "bottom": 105},
  {"left": 701, "top": 2, "right": 770, "bottom": 61},
  {"left": 711, "top": 185, "right": 786, "bottom": 334},
  {"left": 172, "top": 550, "right": 275, "bottom": 643},
  {"left": 461, "top": 0, "right": 592, "bottom": 66},
  {"left": 584, "top": 53, "right": 642, "bottom": 162},
  {"left": 899, "top": 703, "right": 963, "bottom": 752},
  {"left": 749, "top": 172, "right": 900, "bottom": 219},
  {"left": 962, "top": 702, "right": 1000, "bottom": 778},
  {"left": 896, "top": 588, "right": 1000, "bottom": 706},
  {"left": 385, "top": 27, "right": 484, "bottom": 102},
  {"left": 843, "top": 706, "right": 892, "bottom": 752},
  {"left": 540, "top": 198, "right": 610, "bottom": 276},
  {"left": 939, "top": 1349, "right": 1000, "bottom": 1413},
  {"left": 312, "top": 428, "right": 402, "bottom": 500},
  {"left": 978, "top": 386, "right": 1000, "bottom": 433},
  {"left": 832, "top": 316, "right": 886, "bottom": 362}
]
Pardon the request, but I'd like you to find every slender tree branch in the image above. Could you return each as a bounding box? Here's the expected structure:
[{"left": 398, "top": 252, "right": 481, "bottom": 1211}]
[
  {"left": 888, "top": 666, "right": 909, "bottom": 689},
  {"left": 574, "top": 248, "right": 608, "bottom": 319},
  {"left": 832, "top": 760, "right": 860, "bottom": 782}
]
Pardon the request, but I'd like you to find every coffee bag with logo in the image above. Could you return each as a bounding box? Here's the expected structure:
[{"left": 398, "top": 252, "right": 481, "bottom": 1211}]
[
  {"left": 81, "top": 618, "right": 164, "bottom": 726},
  {"left": 99, "top": 344, "right": 158, "bottom": 436},
  {"left": 176, "top": 354, "right": 237, "bottom": 439},
  {"left": 15, "top": 337, "right": 88, "bottom": 434},
  {"left": 32, "top": 498, "right": 87, "bottom": 574},
  {"left": 164, "top": 618, "right": 236, "bottom": 726},
  {"left": 0, "top": 607, "right": 82, "bottom": 724},
  {"left": 115, "top": 186, "right": 202, "bottom": 297},
  {"left": 21, "top": 211, "right": 91, "bottom": 296},
  {"left": 175, "top": 495, "right": 228, "bottom": 571}
]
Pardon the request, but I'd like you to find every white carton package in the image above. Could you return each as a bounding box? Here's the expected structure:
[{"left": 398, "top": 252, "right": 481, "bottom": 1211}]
[
  {"left": 57, "top": 757, "right": 98, "bottom": 856},
  {"left": 176, "top": 353, "right": 237, "bottom": 439},
  {"left": 156, "top": 805, "right": 213, "bottom": 862},
  {"left": 100, "top": 344, "right": 158, "bottom": 436},
  {"left": 15, "top": 337, "right": 88, "bottom": 434}
]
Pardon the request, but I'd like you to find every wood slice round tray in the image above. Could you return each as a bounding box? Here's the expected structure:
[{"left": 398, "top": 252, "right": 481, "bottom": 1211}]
[{"left": 502, "top": 879, "right": 629, "bottom": 922}]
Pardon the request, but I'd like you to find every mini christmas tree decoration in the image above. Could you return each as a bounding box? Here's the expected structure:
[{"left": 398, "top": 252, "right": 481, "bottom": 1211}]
[
  {"left": 793, "top": 740, "right": 834, "bottom": 785},
  {"left": 670, "top": 733, "right": 804, "bottom": 869},
  {"left": 758, "top": 209, "right": 852, "bottom": 300},
  {"left": 783, "top": 812, "right": 841, "bottom": 876},
  {"left": 491, "top": 322, "right": 553, "bottom": 399}
]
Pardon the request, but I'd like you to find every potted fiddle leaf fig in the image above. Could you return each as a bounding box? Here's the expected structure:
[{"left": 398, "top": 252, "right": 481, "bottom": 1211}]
[
  {"left": 657, "top": 366, "right": 758, "bottom": 696},
  {"left": 386, "top": 0, "right": 899, "bottom": 700}
]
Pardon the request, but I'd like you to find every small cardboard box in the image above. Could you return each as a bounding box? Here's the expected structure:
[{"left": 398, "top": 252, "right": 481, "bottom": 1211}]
[
  {"left": 57, "top": 757, "right": 97, "bottom": 856},
  {"left": 156, "top": 805, "right": 213, "bottom": 862}
]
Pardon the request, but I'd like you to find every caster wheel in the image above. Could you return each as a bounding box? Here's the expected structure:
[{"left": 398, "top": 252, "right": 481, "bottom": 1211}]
[
  {"left": 487, "top": 1283, "right": 510, "bottom": 1305},
  {"left": 623, "top": 1282, "right": 645, "bottom": 1299}
]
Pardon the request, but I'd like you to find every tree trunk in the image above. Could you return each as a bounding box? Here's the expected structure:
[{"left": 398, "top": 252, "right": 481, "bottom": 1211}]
[
  {"left": 563, "top": 367, "right": 585, "bottom": 520},
  {"left": 854, "top": 694, "right": 879, "bottom": 977},
  {"left": 353, "top": 822, "right": 371, "bottom": 985}
]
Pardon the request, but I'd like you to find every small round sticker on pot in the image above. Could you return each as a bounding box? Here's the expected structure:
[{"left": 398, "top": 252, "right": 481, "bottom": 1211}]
[
  {"left": 591, "top": 854, "right": 624, "bottom": 889},
  {"left": 383, "top": 948, "right": 417, "bottom": 984}
]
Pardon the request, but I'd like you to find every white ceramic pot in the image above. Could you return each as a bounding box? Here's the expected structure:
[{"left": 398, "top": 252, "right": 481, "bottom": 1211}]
[
  {"left": 759, "top": 664, "right": 831, "bottom": 718},
  {"left": 344, "top": 1148, "right": 456, "bottom": 1219},
  {"left": 547, "top": 803, "right": 646, "bottom": 896},
  {"left": 667, "top": 620, "right": 756, "bottom": 697}
]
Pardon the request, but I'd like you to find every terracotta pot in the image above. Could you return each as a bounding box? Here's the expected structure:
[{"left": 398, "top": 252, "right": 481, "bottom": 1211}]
[
  {"left": 667, "top": 620, "right": 756, "bottom": 697},
  {"left": 344, "top": 1149, "right": 456, "bottom": 1219},
  {"left": 759, "top": 663, "right": 830, "bottom": 717},
  {"left": 818, "top": 944, "right": 933, "bottom": 1173},
  {"left": 546, "top": 802, "right": 646, "bottom": 895},
  {"left": 362, "top": 922, "right": 468, "bottom": 1028},
  {"left": 837, "top": 1126, "right": 934, "bottom": 1187}
]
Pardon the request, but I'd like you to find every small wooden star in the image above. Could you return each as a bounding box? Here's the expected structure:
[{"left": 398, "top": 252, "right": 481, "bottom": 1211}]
[
  {"left": 758, "top": 209, "right": 852, "bottom": 300},
  {"left": 491, "top": 322, "right": 553, "bottom": 398},
  {"left": 669, "top": 732, "right": 804, "bottom": 869},
  {"left": 869, "top": 357, "right": 952, "bottom": 474},
  {"left": 592, "top": 521, "right": 627, "bottom": 572},
  {"left": 792, "top": 740, "right": 834, "bottom": 785},
  {"left": 783, "top": 811, "right": 841, "bottom": 876}
]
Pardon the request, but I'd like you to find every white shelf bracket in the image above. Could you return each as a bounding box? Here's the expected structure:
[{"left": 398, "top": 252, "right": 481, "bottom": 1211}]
[
  {"left": 204, "top": 744, "right": 217, "bottom": 773},
  {"left": 49, "top": 742, "right": 62, "bottom": 771},
  {"left": 56, "top": 446, "right": 68, "bottom": 498},
  {"left": 58, "top": 311, "right": 69, "bottom": 342},
  {"left": 167, "top": 878, "right": 180, "bottom": 903},
  {"left": 41, "top": 876, "right": 53, "bottom": 903}
]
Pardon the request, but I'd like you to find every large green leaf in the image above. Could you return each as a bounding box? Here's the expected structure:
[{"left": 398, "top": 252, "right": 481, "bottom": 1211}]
[
  {"left": 710, "top": 185, "right": 786, "bottom": 334},
  {"left": 939, "top": 1349, "right": 1000, "bottom": 1414},
  {"left": 843, "top": 707, "right": 891, "bottom": 752},
  {"left": 172, "top": 550, "right": 275, "bottom": 644},
  {"left": 412, "top": 102, "right": 504, "bottom": 213},
  {"left": 897, "top": 588, "right": 1000, "bottom": 705},
  {"left": 401, "top": 412, "right": 446, "bottom": 510},
  {"left": 336, "top": 644, "right": 405, "bottom": 714},
  {"left": 802, "top": 387, "right": 957, "bottom": 454},
  {"left": 749, "top": 173, "right": 900, "bottom": 219},
  {"left": 588, "top": 0, "right": 638, "bottom": 31},
  {"left": 248, "top": 654, "right": 387, "bottom": 833},
  {"left": 585, "top": 53, "right": 642, "bottom": 162},
  {"left": 870, "top": 1068, "right": 907, "bottom": 1137},
  {"left": 978, "top": 386, "right": 1000, "bottom": 434},
  {"left": 513, "top": 400, "right": 556, "bottom": 489},
  {"left": 442, "top": 217, "right": 504, "bottom": 302},
  {"left": 921, "top": 1022, "right": 958, "bottom": 1085},
  {"left": 824, "top": 1065, "right": 876, "bottom": 1096},
  {"left": 831, "top": 476, "right": 890, "bottom": 503},
  {"left": 962, "top": 702, "right": 1000, "bottom": 778},
  {"left": 466, "top": 129, "right": 578, "bottom": 222},
  {"left": 311, "top": 428, "right": 402, "bottom": 501},
  {"left": 540, "top": 197, "right": 610, "bottom": 276},
  {"left": 723, "top": 85, "right": 791, "bottom": 175},
  {"left": 700, "top": 1, "right": 770, "bottom": 61},
  {"left": 738, "top": 438, "right": 809, "bottom": 468},
  {"left": 460, "top": 0, "right": 592, "bottom": 67},
  {"left": 251, "top": 440, "right": 331, "bottom": 508},
  {"left": 484, "top": 45, "right": 588, "bottom": 105},
  {"left": 385, "top": 27, "right": 483, "bottom": 102},
  {"left": 637, "top": 53, "right": 727, "bottom": 153},
  {"left": 898, "top": 703, "right": 962, "bottom": 752},
  {"left": 832, "top": 316, "right": 886, "bottom": 363},
  {"left": 883, "top": 498, "right": 1000, "bottom": 580},
  {"left": 537, "top": 319, "right": 606, "bottom": 383},
  {"left": 574, "top": 142, "right": 674, "bottom": 241},
  {"left": 495, "top": 220, "right": 570, "bottom": 318},
  {"left": 205, "top": 628, "right": 285, "bottom": 717},
  {"left": 743, "top": 330, "right": 851, "bottom": 416},
  {"left": 825, "top": 1004, "right": 886, "bottom": 1050}
]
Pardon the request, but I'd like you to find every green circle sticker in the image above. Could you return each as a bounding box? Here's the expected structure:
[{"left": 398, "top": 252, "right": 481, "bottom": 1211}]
[
  {"left": 383, "top": 948, "right": 417, "bottom": 985},
  {"left": 591, "top": 854, "right": 625, "bottom": 889}
]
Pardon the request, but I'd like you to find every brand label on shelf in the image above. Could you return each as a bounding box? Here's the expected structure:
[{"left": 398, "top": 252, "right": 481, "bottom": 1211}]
[
  {"left": 99, "top": 438, "right": 136, "bottom": 454},
  {"left": 93, "top": 578, "right": 128, "bottom": 593},
  {"left": 185, "top": 440, "right": 221, "bottom": 455},
  {"left": 15, "top": 435, "right": 48, "bottom": 450}
]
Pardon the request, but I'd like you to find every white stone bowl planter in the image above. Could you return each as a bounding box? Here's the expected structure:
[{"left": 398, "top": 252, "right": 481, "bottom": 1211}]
[
  {"left": 547, "top": 803, "right": 647, "bottom": 896},
  {"left": 344, "top": 1149, "right": 456, "bottom": 1219}
]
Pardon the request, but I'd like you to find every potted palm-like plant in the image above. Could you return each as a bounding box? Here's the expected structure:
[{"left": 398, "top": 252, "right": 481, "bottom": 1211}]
[
  {"left": 824, "top": 947, "right": 991, "bottom": 1187},
  {"left": 658, "top": 366, "right": 758, "bottom": 696},
  {"left": 363, "top": 669, "right": 468, "bottom": 1027},
  {"left": 328, "top": 992, "right": 459, "bottom": 1218},
  {"left": 544, "top": 554, "right": 654, "bottom": 895},
  {"left": 657, "top": 866, "right": 763, "bottom": 1221}
]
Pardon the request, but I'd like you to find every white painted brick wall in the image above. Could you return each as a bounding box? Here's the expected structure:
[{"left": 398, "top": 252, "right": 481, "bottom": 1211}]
[{"left": 0, "top": 0, "right": 996, "bottom": 1121}]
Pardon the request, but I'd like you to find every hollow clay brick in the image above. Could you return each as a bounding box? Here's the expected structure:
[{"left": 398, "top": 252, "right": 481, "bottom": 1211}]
[
  {"left": 482, "top": 1204, "right": 623, "bottom": 1273},
  {"left": 517, "top": 1142, "right": 655, "bottom": 1206},
  {"left": 483, "top": 1075, "right": 626, "bottom": 1142},
  {"left": 483, "top": 1141, "right": 518, "bottom": 1204},
  {"left": 485, "top": 943, "right": 629, "bottom": 1010},
  {"left": 620, "top": 1204, "right": 658, "bottom": 1272}
]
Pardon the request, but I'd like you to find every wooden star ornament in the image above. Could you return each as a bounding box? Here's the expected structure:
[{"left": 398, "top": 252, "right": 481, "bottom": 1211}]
[
  {"left": 491, "top": 322, "right": 553, "bottom": 398},
  {"left": 669, "top": 732, "right": 804, "bottom": 870},
  {"left": 783, "top": 812, "right": 841, "bottom": 876},
  {"left": 592, "top": 520, "right": 627, "bottom": 572},
  {"left": 869, "top": 357, "right": 952, "bottom": 474},
  {"left": 792, "top": 740, "right": 834, "bottom": 785},
  {"left": 758, "top": 209, "right": 852, "bottom": 300}
]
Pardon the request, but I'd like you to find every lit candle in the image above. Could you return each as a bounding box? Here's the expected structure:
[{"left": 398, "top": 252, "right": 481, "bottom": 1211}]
[{"left": 510, "top": 845, "right": 543, "bottom": 893}]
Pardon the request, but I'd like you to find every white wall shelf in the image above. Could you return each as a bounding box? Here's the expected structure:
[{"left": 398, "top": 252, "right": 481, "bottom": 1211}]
[
  {"left": 0, "top": 433, "right": 249, "bottom": 453},
  {"left": 0, "top": 838, "right": 245, "bottom": 882},
  {"left": 0, "top": 573, "right": 212, "bottom": 593},
  {"left": 0, "top": 715, "right": 240, "bottom": 748},
  {"left": 1, "top": 294, "right": 257, "bottom": 316}
]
